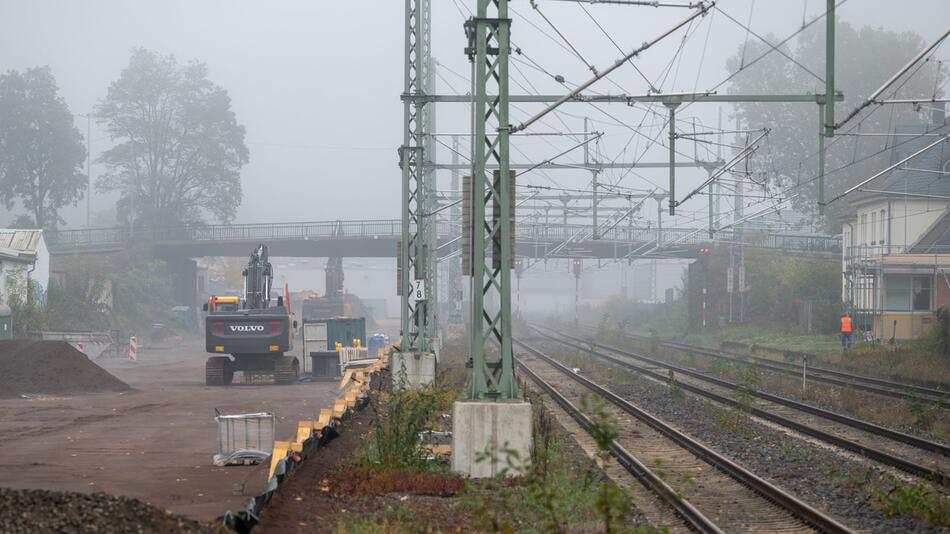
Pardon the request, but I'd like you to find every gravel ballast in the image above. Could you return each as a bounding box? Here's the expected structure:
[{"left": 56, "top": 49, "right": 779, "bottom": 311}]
[
  {"left": 0, "top": 487, "right": 223, "bottom": 534},
  {"left": 541, "top": 341, "right": 947, "bottom": 533}
]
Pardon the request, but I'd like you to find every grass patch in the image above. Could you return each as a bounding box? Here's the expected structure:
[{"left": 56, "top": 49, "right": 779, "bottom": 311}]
[
  {"left": 859, "top": 469, "right": 950, "bottom": 528},
  {"left": 675, "top": 324, "right": 950, "bottom": 386}
]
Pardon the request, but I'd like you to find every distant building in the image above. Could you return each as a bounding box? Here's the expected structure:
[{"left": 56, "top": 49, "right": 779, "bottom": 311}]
[
  {"left": 0, "top": 229, "right": 50, "bottom": 305},
  {"left": 842, "top": 107, "right": 950, "bottom": 341}
]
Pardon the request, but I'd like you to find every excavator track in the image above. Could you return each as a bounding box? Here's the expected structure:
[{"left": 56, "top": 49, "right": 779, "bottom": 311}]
[
  {"left": 205, "top": 356, "right": 233, "bottom": 386},
  {"left": 274, "top": 356, "right": 299, "bottom": 385}
]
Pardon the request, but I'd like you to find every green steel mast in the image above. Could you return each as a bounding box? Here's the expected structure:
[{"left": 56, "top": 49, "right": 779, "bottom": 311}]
[
  {"left": 399, "top": 0, "right": 431, "bottom": 352},
  {"left": 464, "top": 0, "right": 519, "bottom": 400}
]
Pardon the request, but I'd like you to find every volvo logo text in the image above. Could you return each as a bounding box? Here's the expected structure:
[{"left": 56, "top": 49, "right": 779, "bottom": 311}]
[{"left": 230, "top": 325, "right": 265, "bottom": 332}]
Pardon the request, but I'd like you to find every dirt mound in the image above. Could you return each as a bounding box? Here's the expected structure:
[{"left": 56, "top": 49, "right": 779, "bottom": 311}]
[
  {"left": 0, "top": 487, "right": 224, "bottom": 534},
  {"left": 0, "top": 340, "right": 130, "bottom": 398}
]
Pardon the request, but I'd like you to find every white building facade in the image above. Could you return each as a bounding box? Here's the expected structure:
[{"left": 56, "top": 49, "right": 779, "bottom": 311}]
[{"left": 0, "top": 229, "right": 50, "bottom": 305}]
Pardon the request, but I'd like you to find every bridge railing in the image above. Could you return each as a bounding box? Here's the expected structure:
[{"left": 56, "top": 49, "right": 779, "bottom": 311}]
[
  {"left": 48, "top": 220, "right": 841, "bottom": 255},
  {"left": 47, "top": 227, "right": 129, "bottom": 248},
  {"left": 515, "top": 222, "right": 700, "bottom": 244},
  {"left": 49, "top": 220, "right": 411, "bottom": 249}
]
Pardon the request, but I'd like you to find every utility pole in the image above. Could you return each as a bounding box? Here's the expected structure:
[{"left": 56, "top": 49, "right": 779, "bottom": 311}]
[
  {"left": 572, "top": 258, "right": 581, "bottom": 329},
  {"left": 666, "top": 103, "right": 679, "bottom": 215},
  {"left": 425, "top": 52, "right": 439, "bottom": 341},
  {"left": 819, "top": 0, "right": 836, "bottom": 214},
  {"left": 650, "top": 259, "right": 657, "bottom": 303},
  {"left": 454, "top": 0, "right": 531, "bottom": 480},
  {"left": 398, "top": 0, "right": 430, "bottom": 353},
  {"left": 738, "top": 126, "right": 750, "bottom": 323},
  {"left": 584, "top": 117, "right": 600, "bottom": 239},
  {"left": 449, "top": 136, "right": 463, "bottom": 325}
]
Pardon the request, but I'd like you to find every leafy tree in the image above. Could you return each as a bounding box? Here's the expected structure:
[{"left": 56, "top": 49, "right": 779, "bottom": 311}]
[
  {"left": 0, "top": 66, "right": 87, "bottom": 230},
  {"left": 726, "top": 22, "right": 946, "bottom": 229},
  {"left": 8, "top": 214, "right": 38, "bottom": 229},
  {"left": 96, "top": 48, "right": 249, "bottom": 228},
  {"left": 41, "top": 252, "right": 181, "bottom": 335},
  {"left": 105, "top": 253, "right": 180, "bottom": 333},
  {"left": 45, "top": 257, "right": 111, "bottom": 332}
]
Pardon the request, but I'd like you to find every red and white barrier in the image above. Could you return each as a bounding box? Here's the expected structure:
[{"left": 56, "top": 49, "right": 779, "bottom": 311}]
[{"left": 128, "top": 336, "right": 138, "bottom": 362}]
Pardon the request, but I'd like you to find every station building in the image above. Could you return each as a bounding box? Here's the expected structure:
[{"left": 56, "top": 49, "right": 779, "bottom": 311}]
[{"left": 842, "top": 109, "right": 950, "bottom": 341}]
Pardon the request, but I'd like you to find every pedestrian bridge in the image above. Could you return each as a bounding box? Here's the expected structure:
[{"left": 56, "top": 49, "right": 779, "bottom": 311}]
[{"left": 46, "top": 219, "right": 841, "bottom": 260}]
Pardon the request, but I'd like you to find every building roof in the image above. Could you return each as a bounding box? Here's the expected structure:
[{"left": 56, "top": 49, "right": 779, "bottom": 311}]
[
  {"left": 844, "top": 118, "right": 950, "bottom": 212},
  {"left": 875, "top": 123, "right": 950, "bottom": 197},
  {"left": 0, "top": 229, "right": 44, "bottom": 262},
  {"left": 910, "top": 211, "right": 950, "bottom": 254}
]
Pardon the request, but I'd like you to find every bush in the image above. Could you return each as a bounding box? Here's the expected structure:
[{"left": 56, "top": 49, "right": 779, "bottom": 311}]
[
  {"left": 360, "top": 383, "right": 454, "bottom": 470},
  {"left": 930, "top": 304, "right": 950, "bottom": 356},
  {"left": 3, "top": 270, "right": 46, "bottom": 336}
]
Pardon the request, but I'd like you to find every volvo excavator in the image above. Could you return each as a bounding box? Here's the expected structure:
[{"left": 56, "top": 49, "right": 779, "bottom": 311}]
[{"left": 203, "top": 244, "right": 298, "bottom": 385}]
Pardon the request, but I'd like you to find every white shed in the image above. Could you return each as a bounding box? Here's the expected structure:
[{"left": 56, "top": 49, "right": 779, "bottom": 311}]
[{"left": 0, "top": 229, "right": 50, "bottom": 305}]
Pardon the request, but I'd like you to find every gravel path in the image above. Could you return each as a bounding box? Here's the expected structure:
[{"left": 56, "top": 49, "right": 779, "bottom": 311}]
[{"left": 540, "top": 342, "right": 947, "bottom": 533}]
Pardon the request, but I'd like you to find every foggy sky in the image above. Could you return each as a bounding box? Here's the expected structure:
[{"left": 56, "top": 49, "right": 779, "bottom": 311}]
[{"left": 0, "top": 0, "right": 947, "bottom": 230}]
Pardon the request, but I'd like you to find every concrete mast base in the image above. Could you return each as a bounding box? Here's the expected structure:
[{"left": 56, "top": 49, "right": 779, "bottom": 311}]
[{"left": 451, "top": 400, "right": 532, "bottom": 477}]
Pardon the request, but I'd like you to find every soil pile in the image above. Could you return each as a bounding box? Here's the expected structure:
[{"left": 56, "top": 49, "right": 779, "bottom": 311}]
[
  {"left": 0, "top": 487, "right": 224, "bottom": 534},
  {"left": 0, "top": 340, "right": 130, "bottom": 398}
]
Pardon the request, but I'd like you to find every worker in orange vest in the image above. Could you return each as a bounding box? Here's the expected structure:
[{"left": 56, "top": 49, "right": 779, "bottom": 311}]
[{"left": 840, "top": 312, "right": 853, "bottom": 350}]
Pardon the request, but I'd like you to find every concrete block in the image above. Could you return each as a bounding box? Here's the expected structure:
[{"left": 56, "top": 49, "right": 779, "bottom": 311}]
[
  {"left": 391, "top": 351, "right": 436, "bottom": 388},
  {"left": 452, "top": 400, "right": 532, "bottom": 478}
]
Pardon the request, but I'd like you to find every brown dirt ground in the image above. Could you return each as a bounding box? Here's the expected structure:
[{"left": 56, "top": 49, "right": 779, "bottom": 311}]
[{"left": 0, "top": 340, "right": 339, "bottom": 522}]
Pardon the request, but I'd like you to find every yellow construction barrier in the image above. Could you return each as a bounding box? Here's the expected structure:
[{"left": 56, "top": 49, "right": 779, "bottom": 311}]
[{"left": 266, "top": 353, "right": 386, "bottom": 482}]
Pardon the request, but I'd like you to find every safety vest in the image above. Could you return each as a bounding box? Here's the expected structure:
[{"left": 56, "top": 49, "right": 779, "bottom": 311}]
[{"left": 840, "top": 316, "right": 853, "bottom": 333}]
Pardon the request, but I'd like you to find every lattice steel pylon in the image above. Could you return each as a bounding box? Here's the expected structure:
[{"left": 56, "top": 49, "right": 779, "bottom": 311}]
[
  {"left": 448, "top": 136, "right": 463, "bottom": 324},
  {"left": 423, "top": 54, "right": 439, "bottom": 338},
  {"left": 398, "top": 0, "right": 432, "bottom": 352},
  {"left": 463, "top": 0, "right": 519, "bottom": 400}
]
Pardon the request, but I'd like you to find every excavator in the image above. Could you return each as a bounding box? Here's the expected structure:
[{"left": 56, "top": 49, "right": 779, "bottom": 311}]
[{"left": 203, "top": 244, "right": 298, "bottom": 385}]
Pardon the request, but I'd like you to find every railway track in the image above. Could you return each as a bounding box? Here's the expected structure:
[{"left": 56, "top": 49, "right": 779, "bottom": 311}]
[
  {"left": 515, "top": 340, "right": 853, "bottom": 533},
  {"left": 610, "top": 329, "right": 950, "bottom": 409},
  {"left": 531, "top": 325, "right": 949, "bottom": 484}
]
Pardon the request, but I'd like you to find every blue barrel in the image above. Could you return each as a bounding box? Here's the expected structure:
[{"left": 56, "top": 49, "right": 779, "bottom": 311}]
[{"left": 368, "top": 333, "right": 388, "bottom": 357}]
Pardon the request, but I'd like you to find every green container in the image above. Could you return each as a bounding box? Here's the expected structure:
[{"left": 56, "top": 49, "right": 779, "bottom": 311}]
[
  {"left": 326, "top": 317, "right": 366, "bottom": 349},
  {"left": 0, "top": 305, "right": 11, "bottom": 339}
]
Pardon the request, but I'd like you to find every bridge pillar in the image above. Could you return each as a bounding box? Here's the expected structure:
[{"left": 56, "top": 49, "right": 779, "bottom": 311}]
[{"left": 165, "top": 256, "right": 199, "bottom": 312}]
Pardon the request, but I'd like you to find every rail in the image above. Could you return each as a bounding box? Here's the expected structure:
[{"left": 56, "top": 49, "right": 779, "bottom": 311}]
[
  {"left": 517, "top": 339, "right": 853, "bottom": 534},
  {"left": 536, "top": 325, "right": 948, "bottom": 483}
]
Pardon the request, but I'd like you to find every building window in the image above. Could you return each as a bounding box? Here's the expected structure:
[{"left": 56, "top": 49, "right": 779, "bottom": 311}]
[
  {"left": 879, "top": 209, "right": 886, "bottom": 245},
  {"left": 886, "top": 275, "right": 910, "bottom": 311},
  {"left": 885, "top": 274, "right": 932, "bottom": 311},
  {"left": 913, "top": 276, "right": 932, "bottom": 311},
  {"left": 860, "top": 214, "right": 867, "bottom": 245},
  {"left": 871, "top": 212, "right": 877, "bottom": 244}
]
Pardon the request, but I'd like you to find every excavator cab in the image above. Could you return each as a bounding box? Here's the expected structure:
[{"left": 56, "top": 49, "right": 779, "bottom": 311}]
[{"left": 205, "top": 296, "right": 240, "bottom": 314}]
